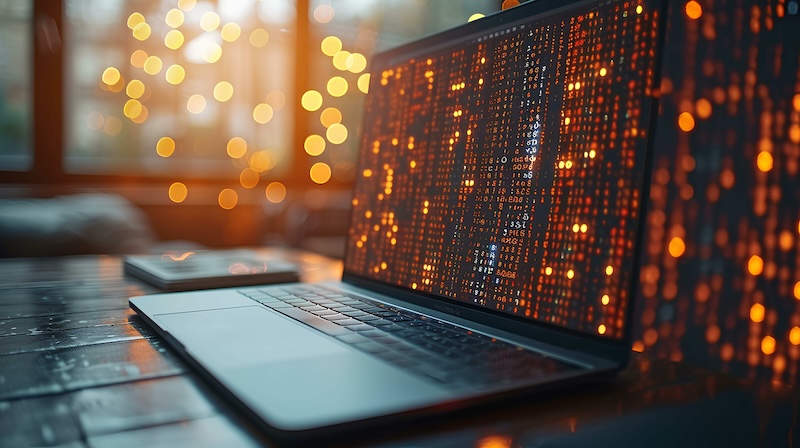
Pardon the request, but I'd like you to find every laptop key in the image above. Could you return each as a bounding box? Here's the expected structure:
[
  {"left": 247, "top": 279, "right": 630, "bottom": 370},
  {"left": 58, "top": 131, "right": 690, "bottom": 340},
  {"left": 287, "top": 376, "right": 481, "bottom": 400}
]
[
  {"left": 335, "top": 333, "right": 370, "bottom": 345},
  {"left": 272, "top": 307, "right": 352, "bottom": 337},
  {"left": 368, "top": 319, "right": 394, "bottom": 327},
  {"left": 349, "top": 303, "right": 376, "bottom": 310},
  {"left": 299, "top": 305, "right": 327, "bottom": 312},
  {"left": 335, "top": 318, "right": 363, "bottom": 327},
  {"left": 374, "top": 350, "right": 406, "bottom": 364},
  {"left": 262, "top": 302, "right": 294, "bottom": 309},
  {"left": 372, "top": 335, "right": 403, "bottom": 346},
  {"left": 286, "top": 300, "right": 316, "bottom": 308},
  {"left": 351, "top": 341, "right": 387, "bottom": 355},
  {"left": 358, "top": 329, "right": 388, "bottom": 338}
]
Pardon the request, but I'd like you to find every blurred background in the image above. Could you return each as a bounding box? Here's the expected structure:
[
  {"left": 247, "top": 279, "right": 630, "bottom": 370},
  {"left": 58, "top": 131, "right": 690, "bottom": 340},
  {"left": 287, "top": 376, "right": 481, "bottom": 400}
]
[{"left": 0, "top": 0, "right": 799, "bottom": 386}]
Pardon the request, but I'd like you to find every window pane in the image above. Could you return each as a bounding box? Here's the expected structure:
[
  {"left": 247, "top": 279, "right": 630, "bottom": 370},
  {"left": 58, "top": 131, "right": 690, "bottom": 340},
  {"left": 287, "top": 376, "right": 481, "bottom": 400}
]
[
  {"left": 0, "top": 0, "right": 32, "bottom": 171},
  {"left": 64, "top": 0, "right": 295, "bottom": 181},
  {"left": 303, "top": 0, "right": 498, "bottom": 185}
]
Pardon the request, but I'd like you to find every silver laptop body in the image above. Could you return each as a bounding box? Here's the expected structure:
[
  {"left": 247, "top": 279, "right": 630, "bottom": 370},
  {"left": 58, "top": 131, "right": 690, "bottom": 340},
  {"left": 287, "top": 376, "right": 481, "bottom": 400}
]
[{"left": 131, "top": 0, "right": 667, "bottom": 440}]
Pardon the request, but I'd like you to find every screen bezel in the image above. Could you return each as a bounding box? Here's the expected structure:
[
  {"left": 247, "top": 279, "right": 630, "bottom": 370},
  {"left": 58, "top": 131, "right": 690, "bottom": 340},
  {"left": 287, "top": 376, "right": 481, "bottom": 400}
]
[{"left": 341, "top": 0, "right": 669, "bottom": 365}]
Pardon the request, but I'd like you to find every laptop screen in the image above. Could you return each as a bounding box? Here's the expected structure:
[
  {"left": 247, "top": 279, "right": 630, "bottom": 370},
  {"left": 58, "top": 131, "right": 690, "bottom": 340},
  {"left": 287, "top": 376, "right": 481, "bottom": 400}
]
[{"left": 345, "top": 0, "right": 663, "bottom": 340}]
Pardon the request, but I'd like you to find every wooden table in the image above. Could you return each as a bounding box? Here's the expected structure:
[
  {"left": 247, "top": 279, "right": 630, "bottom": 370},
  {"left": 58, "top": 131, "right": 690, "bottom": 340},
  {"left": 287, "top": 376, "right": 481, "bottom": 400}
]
[{"left": 0, "top": 249, "right": 797, "bottom": 447}]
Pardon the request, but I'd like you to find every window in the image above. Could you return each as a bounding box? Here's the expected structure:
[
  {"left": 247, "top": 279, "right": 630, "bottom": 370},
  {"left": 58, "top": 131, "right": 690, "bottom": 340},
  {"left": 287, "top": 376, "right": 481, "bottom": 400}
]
[
  {"left": 0, "top": 0, "right": 32, "bottom": 171},
  {"left": 64, "top": 0, "right": 295, "bottom": 179}
]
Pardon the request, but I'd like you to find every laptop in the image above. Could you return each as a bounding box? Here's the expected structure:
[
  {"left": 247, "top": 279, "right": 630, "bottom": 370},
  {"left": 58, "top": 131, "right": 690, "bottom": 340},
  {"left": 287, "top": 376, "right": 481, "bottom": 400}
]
[{"left": 130, "top": 0, "right": 667, "bottom": 441}]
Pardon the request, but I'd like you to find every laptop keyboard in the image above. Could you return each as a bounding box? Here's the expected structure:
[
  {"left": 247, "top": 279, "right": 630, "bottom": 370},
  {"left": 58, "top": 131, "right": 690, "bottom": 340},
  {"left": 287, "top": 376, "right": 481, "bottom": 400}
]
[{"left": 239, "top": 285, "right": 577, "bottom": 390}]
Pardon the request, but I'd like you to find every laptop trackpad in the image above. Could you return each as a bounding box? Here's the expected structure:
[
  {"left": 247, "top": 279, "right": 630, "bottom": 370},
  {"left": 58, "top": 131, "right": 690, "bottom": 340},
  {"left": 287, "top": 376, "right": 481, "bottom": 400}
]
[{"left": 154, "top": 306, "right": 349, "bottom": 370}]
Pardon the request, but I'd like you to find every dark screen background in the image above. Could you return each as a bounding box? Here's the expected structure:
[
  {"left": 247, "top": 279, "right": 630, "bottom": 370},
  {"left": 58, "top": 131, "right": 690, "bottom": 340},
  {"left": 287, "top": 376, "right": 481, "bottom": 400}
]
[{"left": 345, "top": 0, "right": 662, "bottom": 339}]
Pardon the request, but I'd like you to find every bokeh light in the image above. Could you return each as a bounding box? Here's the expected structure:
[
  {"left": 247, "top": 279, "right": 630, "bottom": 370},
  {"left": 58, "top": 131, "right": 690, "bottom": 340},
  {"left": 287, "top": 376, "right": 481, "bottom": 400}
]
[
  {"left": 133, "top": 22, "right": 151, "bottom": 41},
  {"left": 762, "top": 335, "right": 776, "bottom": 355},
  {"left": 357, "top": 73, "right": 371, "bottom": 93},
  {"left": 301, "top": 90, "right": 323, "bottom": 111},
  {"left": 668, "top": 236, "right": 686, "bottom": 258},
  {"left": 750, "top": 303, "right": 766, "bottom": 323},
  {"left": 213, "top": 81, "right": 234, "bottom": 102},
  {"left": 756, "top": 151, "right": 773, "bottom": 172},
  {"left": 129, "top": 102, "right": 148, "bottom": 122},
  {"left": 143, "top": 56, "right": 163, "bottom": 75},
  {"left": 304, "top": 135, "right": 326, "bottom": 156},
  {"left": 253, "top": 103, "right": 274, "bottom": 124},
  {"left": 266, "top": 182, "right": 287, "bottom": 204},
  {"left": 320, "top": 107, "right": 342, "bottom": 127},
  {"left": 696, "top": 98, "right": 712, "bottom": 118},
  {"left": 249, "top": 151, "right": 270, "bottom": 173},
  {"left": 202, "top": 43, "right": 223, "bottom": 63},
  {"left": 314, "top": 5, "right": 335, "bottom": 23},
  {"left": 321, "top": 36, "right": 342, "bottom": 56},
  {"left": 127, "top": 12, "right": 145, "bottom": 30},
  {"left": 239, "top": 168, "right": 260, "bottom": 189},
  {"left": 790, "top": 327, "right": 800, "bottom": 345},
  {"left": 106, "top": 76, "right": 125, "bottom": 93},
  {"left": 126, "top": 79, "right": 145, "bottom": 99},
  {"left": 102, "top": 67, "right": 121, "bottom": 85},
  {"left": 685, "top": 0, "right": 703, "bottom": 19},
  {"left": 249, "top": 29, "right": 269, "bottom": 48},
  {"left": 132, "top": 105, "right": 148, "bottom": 124},
  {"left": 332, "top": 50, "right": 351, "bottom": 71},
  {"left": 200, "top": 12, "right": 221, "bottom": 32},
  {"left": 747, "top": 255, "right": 764, "bottom": 276},
  {"left": 327, "top": 76, "right": 348, "bottom": 97},
  {"left": 130, "top": 50, "right": 148, "bottom": 68},
  {"left": 169, "top": 182, "right": 188, "bottom": 203},
  {"left": 218, "top": 188, "right": 238, "bottom": 209},
  {"left": 177, "top": 0, "right": 195, "bottom": 12},
  {"left": 346, "top": 53, "right": 367, "bottom": 73},
  {"left": 165, "top": 8, "right": 184, "bottom": 28},
  {"left": 678, "top": 112, "right": 695, "bottom": 132},
  {"left": 165, "top": 30, "right": 185, "bottom": 50},
  {"left": 156, "top": 137, "right": 176, "bottom": 157},
  {"left": 186, "top": 94, "right": 207, "bottom": 114},
  {"left": 221, "top": 23, "right": 241, "bottom": 42},
  {"left": 123, "top": 99, "right": 143, "bottom": 119},
  {"left": 310, "top": 162, "right": 332, "bottom": 184},
  {"left": 165, "top": 64, "right": 186, "bottom": 85},
  {"left": 326, "top": 123, "right": 348, "bottom": 144},
  {"left": 227, "top": 137, "right": 247, "bottom": 159}
]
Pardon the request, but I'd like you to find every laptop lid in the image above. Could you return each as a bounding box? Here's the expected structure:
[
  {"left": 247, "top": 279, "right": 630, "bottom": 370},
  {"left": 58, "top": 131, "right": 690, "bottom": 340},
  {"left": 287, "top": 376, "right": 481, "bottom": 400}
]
[{"left": 342, "top": 0, "right": 666, "bottom": 365}]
